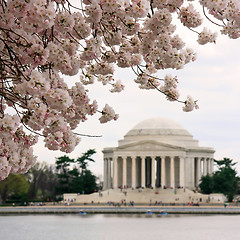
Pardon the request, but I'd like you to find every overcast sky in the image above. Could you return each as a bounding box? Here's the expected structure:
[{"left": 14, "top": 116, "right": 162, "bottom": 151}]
[{"left": 34, "top": 10, "right": 240, "bottom": 178}]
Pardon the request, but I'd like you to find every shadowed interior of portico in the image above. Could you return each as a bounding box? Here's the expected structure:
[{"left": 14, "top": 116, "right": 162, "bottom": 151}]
[{"left": 104, "top": 155, "right": 214, "bottom": 190}]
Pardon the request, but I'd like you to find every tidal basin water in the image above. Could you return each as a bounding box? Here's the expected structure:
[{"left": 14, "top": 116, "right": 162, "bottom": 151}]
[{"left": 0, "top": 214, "right": 239, "bottom": 240}]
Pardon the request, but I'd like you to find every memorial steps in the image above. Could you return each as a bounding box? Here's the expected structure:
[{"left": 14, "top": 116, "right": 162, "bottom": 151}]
[{"left": 64, "top": 188, "right": 225, "bottom": 205}]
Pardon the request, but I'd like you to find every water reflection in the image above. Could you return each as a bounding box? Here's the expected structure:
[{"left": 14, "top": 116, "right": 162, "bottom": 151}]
[
  {"left": 103, "top": 213, "right": 171, "bottom": 218},
  {"left": 0, "top": 214, "right": 240, "bottom": 240}
]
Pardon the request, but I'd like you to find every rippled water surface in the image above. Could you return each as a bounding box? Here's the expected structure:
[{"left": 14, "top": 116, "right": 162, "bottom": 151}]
[{"left": 0, "top": 214, "right": 239, "bottom": 240}]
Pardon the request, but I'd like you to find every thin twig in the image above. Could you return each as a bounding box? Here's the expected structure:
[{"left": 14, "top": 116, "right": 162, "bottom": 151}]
[
  {"left": 73, "top": 132, "right": 102, "bottom": 138},
  {"left": 202, "top": 6, "right": 224, "bottom": 27}
]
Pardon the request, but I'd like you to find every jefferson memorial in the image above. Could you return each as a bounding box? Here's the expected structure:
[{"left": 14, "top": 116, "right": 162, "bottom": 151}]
[{"left": 103, "top": 118, "right": 215, "bottom": 190}]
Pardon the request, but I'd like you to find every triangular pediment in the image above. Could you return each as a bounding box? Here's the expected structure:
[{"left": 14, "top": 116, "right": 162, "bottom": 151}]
[{"left": 117, "top": 140, "right": 185, "bottom": 151}]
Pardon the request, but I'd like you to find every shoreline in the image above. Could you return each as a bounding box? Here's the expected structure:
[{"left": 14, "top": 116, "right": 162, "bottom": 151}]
[{"left": 1, "top": 205, "right": 240, "bottom": 215}]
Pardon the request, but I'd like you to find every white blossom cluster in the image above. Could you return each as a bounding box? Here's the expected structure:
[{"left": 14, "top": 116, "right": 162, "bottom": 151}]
[
  {"left": 160, "top": 75, "right": 180, "bottom": 101},
  {"left": 0, "top": 114, "right": 38, "bottom": 180},
  {"left": 197, "top": 28, "right": 218, "bottom": 45},
  {"left": 200, "top": 0, "right": 240, "bottom": 38},
  {"left": 99, "top": 104, "right": 119, "bottom": 123},
  {"left": 182, "top": 96, "right": 199, "bottom": 112},
  {"left": 179, "top": 3, "right": 203, "bottom": 28}
]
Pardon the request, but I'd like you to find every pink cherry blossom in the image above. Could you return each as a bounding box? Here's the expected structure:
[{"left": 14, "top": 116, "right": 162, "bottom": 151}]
[{"left": 0, "top": 0, "right": 239, "bottom": 180}]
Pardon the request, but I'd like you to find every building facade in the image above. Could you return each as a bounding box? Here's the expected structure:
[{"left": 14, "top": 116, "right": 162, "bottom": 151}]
[{"left": 103, "top": 118, "right": 215, "bottom": 190}]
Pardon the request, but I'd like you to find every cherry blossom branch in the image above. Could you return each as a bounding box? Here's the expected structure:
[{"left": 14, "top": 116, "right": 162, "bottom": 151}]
[
  {"left": 147, "top": 79, "right": 184, "bottom": 104},
  {"left": 202, "top": 6, "right": 225, "bottom": 27},
  {"left": 65, "top": 0, "right": 83, "bottom": 12},
  {"left": 73, "top": 132, "right": 102, "bottom": 138}
]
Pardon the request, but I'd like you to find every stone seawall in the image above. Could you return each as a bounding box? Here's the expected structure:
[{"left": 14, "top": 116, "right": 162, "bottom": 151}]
[{"left": 1, "top": 206, "right": 240, "bottom": 215}]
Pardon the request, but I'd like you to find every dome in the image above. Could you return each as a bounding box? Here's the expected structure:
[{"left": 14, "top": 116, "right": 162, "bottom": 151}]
[
  {"left": 132, "top": 118, "right": 185, "bottom": 130},
  {"left": 125, "top": 118, "right": 192, "bottom": 137}
]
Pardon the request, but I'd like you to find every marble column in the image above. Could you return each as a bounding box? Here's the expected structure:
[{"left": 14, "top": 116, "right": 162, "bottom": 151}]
[
  {"left": 191, "top": 157, "right": 195, "bottom": 188},
  {"left": 107, "top": 158, "right": 111, "bottom": 188},
  {"left": 132, "top": 156, "right": 136, "bottom": 188},
  {"left": 197, "top": 158, "right": 201, "bottom": 186},
  {"left": 141, "top": 156, "right": 146, "bottom": 188},
  {"left": 170, "top": 156, "right": 175, "bottom": 188},
  {"left": 122, "top": 157, "right": 127, "bottom": 188},
  {"left": 113, "top": 157, "right": 118, "bottom": 189},
  {"left": 203, "top": 158, "right": 207, "bottom": 176},
  {"left": 103, "top": 158, "right": 108, "bottom": 190},
  {"left": 206, "top": 158, "right": 209, "bottom": 174},
  {"left": 156, "top": 158, "right": 160, "bottom": 187},
  {"left": 151, "top": 157, "right": 156, "bottom": 188},
  {"left": 146, "top": 158, "right": 150, "bottom": 186},
  {"left": 199, "top": 159, "right": 202, "bottom": 177},
  {"left": 210, "top": 158, "right": 214, "bottom": 174},
  {"left": 179, "top": 157, "right": 185, "bottom": 188},
  {"left": 161, "top": 157, "right": 165, "bottom": 188}
]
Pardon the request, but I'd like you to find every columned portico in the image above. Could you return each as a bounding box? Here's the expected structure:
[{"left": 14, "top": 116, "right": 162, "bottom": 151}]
[{"left": 103, "top": 118, "right": 215, "bottom": 190}]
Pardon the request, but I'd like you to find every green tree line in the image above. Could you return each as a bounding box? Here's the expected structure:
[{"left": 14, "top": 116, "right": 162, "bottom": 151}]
[
  {"left": 199, "top": 158, "right": 240, "bottom": 202},
  {"left": 0, "top": 149, "right": 99, "bottom": 205}
]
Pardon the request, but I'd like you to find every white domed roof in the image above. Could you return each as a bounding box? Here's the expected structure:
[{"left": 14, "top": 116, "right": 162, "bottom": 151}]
[
  {"left": 133, "top": 118, "right": 185, "bottom": 130},
  {"left": 125, "top": 118, "right": 191, "bottom": 137}
]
